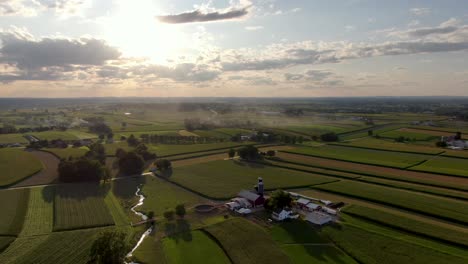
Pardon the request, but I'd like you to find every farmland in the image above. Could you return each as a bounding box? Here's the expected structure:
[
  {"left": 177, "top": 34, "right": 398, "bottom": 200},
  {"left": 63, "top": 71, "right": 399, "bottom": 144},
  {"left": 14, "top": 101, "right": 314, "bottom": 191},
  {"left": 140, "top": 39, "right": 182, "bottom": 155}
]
[
  {"left": 149, "top": 142, "right": 252, "bottom": 157},
  {"left": 0, "top": 134, "right": 28, "bottom": 144},
  {"left": 379, "top": 129, "right": 439, "bottom": 141},
  {"left": 0, "top": 189, "right": 29, "bottom": 235},
  {"left": 335, "top": 137, "right": 442, "bottom": 154},
  {"left": 54, "top": 184, "right": 115, "bottom": 231},
  {"left": 171, "top": 160, "right": 338, "bottom": 199},
  {"left": 312, "top": 180, "right": 468, "bottom": 225},
  {"left": 284, "top": 145, "right": 429, "bottom": 168},
  {"left": 0, "top": 148, "right": 43, "bottom": 186},
  {"left": 410, "top": 156, "right": 468, "bottom": 177},
  {"left": 30, "top": 130, "right": 97, "bottom": 141},
  {"left": 43, "top": 146, "right": 89, "bottom": 159},
  {"left": 204, "top": 218, "right": 290, "bottom": 264},
  {"left": 20, "top": 187, "right": 54, "bottom": 236}
]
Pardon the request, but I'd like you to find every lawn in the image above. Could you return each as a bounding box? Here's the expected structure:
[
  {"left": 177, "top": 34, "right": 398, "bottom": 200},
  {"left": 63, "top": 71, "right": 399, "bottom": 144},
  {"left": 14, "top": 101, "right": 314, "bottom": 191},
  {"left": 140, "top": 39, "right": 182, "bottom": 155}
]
[
  {"left": 343, "top": 205, "right": 468, "bottom": 248},
  {"left": 161, "top": 230, "right": 230, "bottom": 264},
  {"left": 313, "top": 180, "right": 468, "bottom": 225},
  {"left": 0, "top": 188, "right": 29, "bottom": 235},
  {"left": 0, "top": 133, "right": 28, "bottom": 144},
  {"left": 139, "top": 176, "right": 205, "bottom": 216},
  {"left": 0, "top": 148, "right": 43, "bottom": 186},
  {"left": 204, "top": 218, "right": 290, "bottom": 264},
  {"left": 171, "top": 160, "right": 338, "bottom": 199},
  {"left": 53, "top": 183, "right": 115, "bottom": 231},
  {"left": 284, "top": 145, "right": 429, "bottom": 168},
  {"left": 411, "top": 156, "right": 468, "bottom": 177},
  {"left": 336, "top": 137, "right": 442, "bottom": 154},
  {"left": 19, "top": 187, "right": 54, "bottom": 236},
  {"left": 43, "top": 146, "right": 89, "bottom": 159},
  {"left": 323, "top": 222, "right": 467, "bottom": 264}
]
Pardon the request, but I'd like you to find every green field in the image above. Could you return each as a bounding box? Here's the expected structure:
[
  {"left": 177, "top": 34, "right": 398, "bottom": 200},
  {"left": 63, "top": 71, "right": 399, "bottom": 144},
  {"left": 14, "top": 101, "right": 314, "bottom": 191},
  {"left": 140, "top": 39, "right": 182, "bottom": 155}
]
[
  {"left": 43, "top": 146, "right": 89, "bottom": 159},
  {"left": 0, "top": 237, "right": 15, "bottom": 254},
  {"left": 339, "top": 124, "right": 405, "bottom": 140},
  {"left": 285, "top": 145, "right": 429, "bottom": 168},
  {"left": 162, "top": 230, "right": 230, "bottom": 264},
  {"left": 336, "top": 137, "right": 442, "bottom": 154},
  {"left": 104, "top": 142, "right": 134, "bottom": 156},
  {"left": 139, "top": 176, "right": 205, "bottom": 216},
  {"left": 30, "top": 131, "right": 96, "bottom": 141},
  {"left": 149, "top": 142, "right": 252, "bottom": 157},
  {"left": 379, "top": 130, "right": 438, "bottom": 141},
  {"left": 0, "top": 134, "right": 28, "bottom": 144},
  {"left": 54, "top": 184, "right": 115, "bottom": 231},
  {"left": 0, "top": 235, "right": 49, "bottom": 264},
  {"left": 133, "top": 236, "right": 168, "bottom": 264},
  {"left": 171, "top": 160, "right": 338, "bottom": 199},
  {"left": 204, "top": 218, "right": 290, "bottom": 264},
  {"left": 313, "top": 181, "right": 468, "bottom": 225},
  {"left": 343, "top": 205, "right": 468, "bottom": 247},
  {"left": 411, "top": 156, "right": 468, "bottom": 177},
  {"left": 323, "top": 221, "right": 467, "bottom": 264},
  {"left": 19, "top": 187, "right": 54, "bottom": 236},
  {"left": 117, "top": 130, "right": 181, "bottom": 138},
  {"left": 442, "top": 150, "right": 468, "bottom": 158},
  {"left": 0, "top": 189, "right": 29, "bottom": 235},
  {"left": 0, "top": 148, "right": 43, "bottom": 186}
]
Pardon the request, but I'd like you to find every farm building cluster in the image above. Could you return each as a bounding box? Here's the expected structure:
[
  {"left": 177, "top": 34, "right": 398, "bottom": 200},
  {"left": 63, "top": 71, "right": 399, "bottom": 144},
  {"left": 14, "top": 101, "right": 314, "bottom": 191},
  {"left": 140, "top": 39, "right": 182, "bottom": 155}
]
[
  {"left": 225, "top": 178, "right": 343, "bottom": 226},
  {"left": 441, "top": 132, "right": 468, "bottom": 150}
]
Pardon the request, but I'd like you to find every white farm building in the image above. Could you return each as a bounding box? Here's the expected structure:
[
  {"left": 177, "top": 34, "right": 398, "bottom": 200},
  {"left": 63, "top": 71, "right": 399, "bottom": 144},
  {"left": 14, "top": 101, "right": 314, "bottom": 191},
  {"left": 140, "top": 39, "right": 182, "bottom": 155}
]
[{"left": 306, "top": 211, "right": 332, "bottom": 226}]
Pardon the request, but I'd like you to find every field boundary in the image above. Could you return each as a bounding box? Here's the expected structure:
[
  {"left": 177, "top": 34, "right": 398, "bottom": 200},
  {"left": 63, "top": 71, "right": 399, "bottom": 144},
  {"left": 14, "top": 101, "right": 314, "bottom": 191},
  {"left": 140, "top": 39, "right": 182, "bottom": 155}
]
[
  {"left": 329, "top": 142, "right": 443, "bottom": 156},
  {"left": 0, "top": 167, "right": 43, "bottom": 189},
  {"left": 312, "top": 186, "right": 468, "bottom": 226},
  {"left": 200, "top": 229, "right": 235, "bottom": 264}
]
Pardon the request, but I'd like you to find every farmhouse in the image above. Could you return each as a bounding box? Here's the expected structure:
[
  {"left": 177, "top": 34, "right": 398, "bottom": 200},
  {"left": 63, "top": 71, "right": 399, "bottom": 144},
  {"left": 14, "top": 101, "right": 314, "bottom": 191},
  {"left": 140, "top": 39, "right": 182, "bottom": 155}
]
[
  {"left": 306, "top": 211, "right": 332, "bottom": 226},
  {"left": 271, "top": 207, "right": 299, "bottom": 221}
]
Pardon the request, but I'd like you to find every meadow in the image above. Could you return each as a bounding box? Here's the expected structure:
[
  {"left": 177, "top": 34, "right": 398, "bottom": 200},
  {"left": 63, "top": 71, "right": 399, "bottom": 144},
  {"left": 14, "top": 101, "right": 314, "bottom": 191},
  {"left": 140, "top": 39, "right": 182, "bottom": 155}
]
[
  {"left": 0, "top": 148, "right": 43, "bottom": 186},
  {"left": 284, "top": 145, "right": 429, "bottom": 168},
  {"left": 204, "top": 218, "right": 290, "bottom": 264},
  {"left": 313, "top": 180, "right": 468, "bottom": 225},
  {"left": 171, "top": 160, "right": 338, "bottom": 199},
  {"left": 54, "top": 184, "right": 115, "bottom": 231},
  {"left": 161, "top": 230, "right": 230, "bottom": 264}
]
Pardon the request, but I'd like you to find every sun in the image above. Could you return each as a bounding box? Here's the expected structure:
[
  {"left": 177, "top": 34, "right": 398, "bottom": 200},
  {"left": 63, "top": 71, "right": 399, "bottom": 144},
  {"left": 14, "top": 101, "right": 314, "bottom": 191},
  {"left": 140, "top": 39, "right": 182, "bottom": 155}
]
[{"left": 102, "top": 0, "right": 187, "bottom": 64}]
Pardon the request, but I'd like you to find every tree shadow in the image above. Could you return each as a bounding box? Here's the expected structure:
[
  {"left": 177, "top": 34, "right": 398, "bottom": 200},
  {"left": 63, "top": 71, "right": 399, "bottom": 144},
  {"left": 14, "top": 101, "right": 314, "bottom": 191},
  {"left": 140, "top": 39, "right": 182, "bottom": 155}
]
[
  {"left": 112, "top": 176, "right": 147, "bottom": 200},
  {"left": 41, "top": 185, "right": 55, "bottom": 203},
  {"left": 46, "top": 182, "right": 108, "bottom": 201},
  {"left": 164, "top": 219, "right": 193, "bottom": 243}
]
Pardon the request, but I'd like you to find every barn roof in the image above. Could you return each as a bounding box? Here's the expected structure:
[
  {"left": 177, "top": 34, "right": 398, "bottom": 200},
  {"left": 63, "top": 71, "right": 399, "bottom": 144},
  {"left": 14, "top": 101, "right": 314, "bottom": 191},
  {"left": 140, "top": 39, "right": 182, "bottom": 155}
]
[{"left": 238, "top": 190, "right": 260, "bottom": 201}]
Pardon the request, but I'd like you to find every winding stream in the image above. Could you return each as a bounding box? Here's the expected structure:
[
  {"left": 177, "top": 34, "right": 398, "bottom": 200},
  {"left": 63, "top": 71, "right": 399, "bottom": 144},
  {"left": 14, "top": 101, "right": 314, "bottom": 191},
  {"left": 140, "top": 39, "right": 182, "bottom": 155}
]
[{"left": 126, "top": 185, "right": 154, "bottom": 262}]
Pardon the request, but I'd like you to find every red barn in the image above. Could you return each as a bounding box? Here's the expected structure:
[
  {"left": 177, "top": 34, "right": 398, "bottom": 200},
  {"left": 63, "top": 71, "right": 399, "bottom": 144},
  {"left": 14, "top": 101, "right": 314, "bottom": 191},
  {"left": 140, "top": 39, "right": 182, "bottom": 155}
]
[{"left": 238, "top": 190, "right": 265, "bottom": 208}]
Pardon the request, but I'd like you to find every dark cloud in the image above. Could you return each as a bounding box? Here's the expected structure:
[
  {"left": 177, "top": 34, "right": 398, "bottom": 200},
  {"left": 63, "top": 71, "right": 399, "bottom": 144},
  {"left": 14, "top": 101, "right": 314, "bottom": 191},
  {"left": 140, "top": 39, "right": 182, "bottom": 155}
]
[
  {"left": 157, "top": 7, "right": 249, "bottom": 24},
  {"left": 0, "top": 33, "right": 121, "bottom": 70}
]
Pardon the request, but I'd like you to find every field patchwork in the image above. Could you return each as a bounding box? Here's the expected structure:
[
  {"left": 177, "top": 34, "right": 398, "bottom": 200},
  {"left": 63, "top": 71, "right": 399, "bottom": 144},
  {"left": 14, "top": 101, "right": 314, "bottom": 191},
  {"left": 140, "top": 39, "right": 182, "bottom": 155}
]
[
  {"left": 0, "top": 148, "right": 43, "bottom": 186},
  {"left": 0, "top": 189, "right": 29, "bottom": 235}
]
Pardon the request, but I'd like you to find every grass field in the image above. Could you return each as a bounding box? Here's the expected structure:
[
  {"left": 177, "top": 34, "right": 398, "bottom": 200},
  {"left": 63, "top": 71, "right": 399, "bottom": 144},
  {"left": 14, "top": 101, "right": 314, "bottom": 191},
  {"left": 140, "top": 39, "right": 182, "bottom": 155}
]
[
  {"left": 149, "top": 142, "right": 252, "bottom": 157},
  {"left": 54, "top": 184, "right": 115, "bottom": 231},
  {"left": 410, "top": 156, "right": 468, "bottom": 177},
  {"left": 285, "top": 145, "right": 429, "bottom": 168},
  {"left": 0, "top": 134, "right": 28, "bottom": 144},
  {"left": 43, "top": 146, "right": 89, "bottom": 159},
  {"left": 0, "top": 189, "right": 29, "bottom": 235},
  {"left": 0, "top": 148, "right": 43, "bottom": 186},
  {"left": 19, "top": 187, "right": 54, "bottom": 236},
  {"left": 336, "top": 137, "right": 442, "bottom": 154},
  {"left": 275, "top": 152, "right": 468, "bottom": 191},
  {"left": 313, "top": 180, "right": 468, "bottom": 225},
  {"left": 323, "top": 221, "right": 467, "bottom": 264},
  {"left": 204, "top": 218, "right": 290, "bottom": 264},
  {"left": 103, "top": 190, "right": 130, "bottom": 226},
  {"left": 171, "top": 160, "right": 338, "bottom": 199},
  {"left": 343, "top": 205, "right": 468, "bottom": 248},
  {"left": 162, "top": 230, "right": 230, "bottom": 264}
]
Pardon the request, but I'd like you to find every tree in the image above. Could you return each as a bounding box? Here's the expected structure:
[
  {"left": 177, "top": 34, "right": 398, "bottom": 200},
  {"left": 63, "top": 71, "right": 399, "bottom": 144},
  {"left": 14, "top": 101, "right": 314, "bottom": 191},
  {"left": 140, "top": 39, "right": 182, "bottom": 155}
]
[
  {"left": 320, "top": 132, "right": 339, "bottom": 142},
  {"left": 118, "top": 152, "right": 144, "bottom": 175},
  {"left": 135, "top": 143, "right": 157, "bottom": 161},
  {"left": 107, "top": 132, "right": 114, "bottom": 140},
  {"left": 58, "top": 158, "right": 108, "bottom": 183},
  {"left": 266, "top": 190, "right": 292, "bottom": 210},
  {"left": 164, "top": 210, "right": 175, "bottom": 221},
  {"left": 228, "top": 148, "right": 235, "bottom": 158},
  {"left": 266, "top": 150, "right": 276, "bottom": 157},
  {"left": 368, "top": 130, "right": 373, "bottom": 136},
  {"left": 115, "top": 148, "right": 127, "bottom": 159},
  {"left": 436, "top": 141, "right": 447, "bottom": 147},
  {"left": 98, "top": 134, "right": 105, "bottom": 140},
  {"left": 127, "top": 134, "right": 139, "bottom": 147},
  {"left": 238, "top": 145, "right": 259, "bottom": 160},
  {"left": 89, "top": 231, "right": 129, "bottom": 264},
  {"left": 155, "top": 159, "right": 171, "bottom": 171},
  {"left": 86, "top": 143, "right": 106, "bottom": 165},
  {"left": 175, "top": 204, "right": 186, "bottom": 218}
]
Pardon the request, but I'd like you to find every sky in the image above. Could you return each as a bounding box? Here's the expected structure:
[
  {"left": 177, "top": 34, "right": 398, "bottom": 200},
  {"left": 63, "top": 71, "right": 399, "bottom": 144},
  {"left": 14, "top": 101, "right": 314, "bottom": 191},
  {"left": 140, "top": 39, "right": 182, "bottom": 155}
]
[{"left": 0, "top": 0, "right": 467, "bottom": 97}]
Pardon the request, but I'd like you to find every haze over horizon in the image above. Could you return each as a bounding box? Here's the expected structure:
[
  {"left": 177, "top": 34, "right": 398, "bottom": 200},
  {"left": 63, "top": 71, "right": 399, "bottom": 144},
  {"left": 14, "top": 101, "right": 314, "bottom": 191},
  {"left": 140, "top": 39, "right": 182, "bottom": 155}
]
[{"left": 0, "top": 0, "right": 467, "bottom": 97}]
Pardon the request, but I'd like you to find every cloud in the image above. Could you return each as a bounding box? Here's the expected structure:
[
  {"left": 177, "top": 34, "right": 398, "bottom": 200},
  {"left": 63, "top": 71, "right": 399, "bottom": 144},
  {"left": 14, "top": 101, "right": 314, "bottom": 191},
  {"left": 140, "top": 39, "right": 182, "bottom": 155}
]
[
  {"left": 410, "top": 7, "right": 431, "bottom": 16},
  {"left": 345, "top": 25, "right": 356, "bottom": 32},
  {"left": 157, "top": 1, "right": 251, "bottom": 24},
  {"left": 387, "top": 19, "right": 467, "bottom": 41},
  {"left": 0, "top": 0, "right": 89, "bottom": 17},
  {"left": 245, "top": 26, "right": 264, "bottom": 31}
]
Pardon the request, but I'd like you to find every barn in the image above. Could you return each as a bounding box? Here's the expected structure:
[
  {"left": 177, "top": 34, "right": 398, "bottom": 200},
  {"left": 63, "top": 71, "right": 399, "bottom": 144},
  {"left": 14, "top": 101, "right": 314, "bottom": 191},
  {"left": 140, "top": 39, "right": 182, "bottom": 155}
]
[{"left": 238, "top": 190, "right": 265, "bottom": 208}]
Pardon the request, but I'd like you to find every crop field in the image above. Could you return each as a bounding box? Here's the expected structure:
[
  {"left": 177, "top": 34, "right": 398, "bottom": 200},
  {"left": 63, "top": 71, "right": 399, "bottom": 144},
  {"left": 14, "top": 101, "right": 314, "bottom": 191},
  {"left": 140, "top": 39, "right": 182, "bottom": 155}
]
[
  {"left": 54, "top": 184, "right": 115, "bottom": 231},
  {"left": 410, "top": 156, "right": 468, "bottom": 177},
  {"left": 103, "top": 190, "right": 130, "bottom": 226},
  {"left": 19, "top": 187, "right": 54, "bottom": 236},
  {"left": 0, "top": 235, "right": 50, "bottom": 264},
  {"left": 336, "top": 137, "right": 442, "bottom": 154},
  {"left": 0, "top": 134, "right": 28, "bottom": 144},
  {"left": 0, "top": 148, "right": 43, "bottom": 186},
  {"left": 399, "top": 128, "right": 456, "bottom": 137},
  {"left": 204, "top": 218, "right": 290, "bottom": 264},
  {"left": 139, "top": 176, "right": 205, "bottom": 216},
  {"left": 149, "top": 142, "right": 252, "bottom": 157},
  {"left": 192, "top": 130, "right": 231, "bottom": 138},
  {"left": 43, "top": 146, "right": 88, "bottom": 159},
  {"left": 214, "top": 128, "right": 253, "bottom": 136},
  {"left": 0, "top": 237, "right": 15, "bottom": 254},
  {"left": 343, "top": 205, "right": 468, "bottom": 247},
  {"left": 284, "top": 145, "right": 429, "bottom": 168},
  {"left": 30, "top": 131, "right": 95, "bottom": 141},
  {"left": 379, "top": 129, "right": 438, "bottom": 141},
  {"left": 313, "top": 180, "right": 468, "bottom": 225},
  {"left": 171, "top": 160, "right": 338, "bottom": 199},
  {"left": 275, "top": 152, "right": 468, "bottom": 191},
  {"left": 117, "top": 130, "right": 181, "bottom": 138},
  {"left": 442, "top": 150, "right": 468, "bottom": 158},
  {"left": 338, "top": 124, "right": 405, "bottom": 140},
  {"left": 323, "top": 221, "right": 467, "bottom": 264},
  {"left": 133, "top": 236, "right": 167, "bottom": 264},
  {"left": 356, "top": 177, "right": 468, "bottom": 201},
  {"left": 0, "top": 189, "right": 29, "bottom": 235},
  {"left": 161, "top": 230, "right": 230, "bottom": 264}
]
